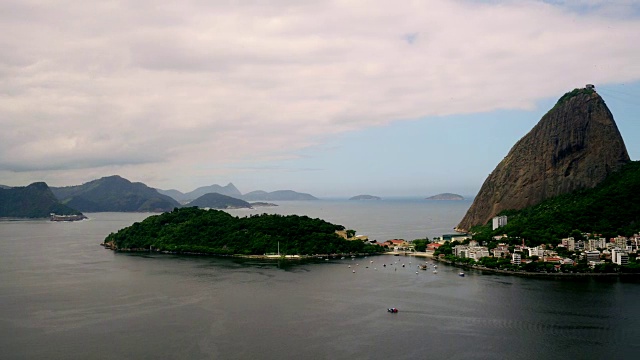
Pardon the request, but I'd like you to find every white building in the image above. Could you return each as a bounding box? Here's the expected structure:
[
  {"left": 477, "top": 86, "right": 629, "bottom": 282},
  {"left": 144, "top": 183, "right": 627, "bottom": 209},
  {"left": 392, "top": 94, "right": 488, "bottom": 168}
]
[
  {"left": 612, "top": 248, "right": 629, "bottom": 266},
  {"left": 492, "top": 216, "right": 508, "bottom": 230},
  {"left": 454, "top": 245, "right": 489, "bottom": 262},
  {"left": 527, "top": 246, "right": 544, "bottom": 258},
  {"left": 561, "top": 237, "right": 576, "bottom": 251},
  {"left": 468, "top": 247, "right": 490, "bottom": 261},
  {"left": 512, "top": 253, "right": 521, "bottom": 265},
  {"left": 587, "top": 238, "right": 607, "bottom": 251}
]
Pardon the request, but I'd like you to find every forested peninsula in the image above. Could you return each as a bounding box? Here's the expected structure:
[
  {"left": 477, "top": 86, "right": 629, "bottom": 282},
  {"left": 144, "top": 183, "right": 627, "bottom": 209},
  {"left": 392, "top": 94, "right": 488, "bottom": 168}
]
[{"left": 103, "top": 207, "right": 383, "bottom": 256}]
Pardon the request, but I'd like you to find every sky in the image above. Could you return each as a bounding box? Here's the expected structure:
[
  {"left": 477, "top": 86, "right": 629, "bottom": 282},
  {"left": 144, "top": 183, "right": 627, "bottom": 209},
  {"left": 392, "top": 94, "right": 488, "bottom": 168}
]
[{"left": 1, "top": 0, "right": 640, "bottom": 198}]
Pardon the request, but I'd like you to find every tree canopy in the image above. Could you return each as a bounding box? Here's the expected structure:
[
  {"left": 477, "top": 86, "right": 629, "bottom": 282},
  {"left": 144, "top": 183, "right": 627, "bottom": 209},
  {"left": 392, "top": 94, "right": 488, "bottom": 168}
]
[{"left": 104, "top": 207, "right": 383, "bottom": 256}]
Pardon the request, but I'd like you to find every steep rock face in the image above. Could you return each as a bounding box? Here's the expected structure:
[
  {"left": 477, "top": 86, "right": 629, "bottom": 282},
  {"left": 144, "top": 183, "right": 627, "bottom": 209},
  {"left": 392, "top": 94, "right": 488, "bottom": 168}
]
[{"left": 456, "top": 89, "right": 630, "bottom": 231}]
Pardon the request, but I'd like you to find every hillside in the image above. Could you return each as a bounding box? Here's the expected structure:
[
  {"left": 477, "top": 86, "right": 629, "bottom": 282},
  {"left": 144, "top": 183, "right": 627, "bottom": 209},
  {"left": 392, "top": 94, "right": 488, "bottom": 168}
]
[
  {"left": 0, "top": 182, "right": 84, "bottom": 218},
  {"left": 103, "top": 207, "right": 382, "bottom": 256},
  {"left": 186, "top": 193, "right": 252, "bottom": 209},
  {"left": 471, "top": 161, "right": 640, "bottom": 244},
  {"left": 457, "top": 87, "right": 630, "bottom": 231},
  {"left": 52, "top": 175, "right": 180, "bottom": 212}
]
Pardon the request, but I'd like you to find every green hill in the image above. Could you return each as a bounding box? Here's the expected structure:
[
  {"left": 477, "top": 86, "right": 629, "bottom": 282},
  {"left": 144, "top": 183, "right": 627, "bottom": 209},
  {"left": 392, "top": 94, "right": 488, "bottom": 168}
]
[
  {"left": 471, "top": 161, "right": 640, "bottom": 245},
  {"left": 52, "top": 175, "right": 180, "bottom": 212},
  {"left": 104, "top": 207, "right": 382, "bottom": 256},
  {"left": 0, "top": 182, "right": 84, "bottom": 218}
]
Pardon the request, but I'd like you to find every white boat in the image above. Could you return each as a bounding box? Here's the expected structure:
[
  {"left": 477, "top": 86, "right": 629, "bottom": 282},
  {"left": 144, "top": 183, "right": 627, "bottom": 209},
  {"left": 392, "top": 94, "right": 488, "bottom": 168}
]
[{"left": 459, "top": 272, "right": 465, "bottom": 277}]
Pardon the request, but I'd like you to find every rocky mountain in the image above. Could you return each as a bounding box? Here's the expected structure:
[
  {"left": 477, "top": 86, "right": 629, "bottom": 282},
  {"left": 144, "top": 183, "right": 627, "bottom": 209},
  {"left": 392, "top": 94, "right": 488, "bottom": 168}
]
[
  {"left": 51, "top": 175, "right": 180, "bottom": 212},
  {"left": 456, "top": 87, "right": 630, "bottom": 232},
  {"left": 426, "top": 193, "right": 464, "bottom": 201},
  {"left": 241, "top": 190, "right": 318, "bottom": 201},
  {"left": 158, "top": 183, "right": 242, "bottom": 202},
  {"left": 349, "top": 195, "right": 381, "bottom": 200},
  {"left": 0, "top": 182, "right": 84, "bottom": 218},
  {"left": 186, "top": 193, "right": 252, "bottom": 209}
]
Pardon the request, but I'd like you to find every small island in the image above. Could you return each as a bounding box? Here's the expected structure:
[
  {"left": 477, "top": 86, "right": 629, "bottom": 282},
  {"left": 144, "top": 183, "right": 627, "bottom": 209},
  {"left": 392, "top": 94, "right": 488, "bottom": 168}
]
[
  {"left": 250, "top": 202, "right": 278, "bottom": 207},
  {"left": 426, "top": 193, "right": 464, "bottom": 201},
  {"left": 349, "top": 195, "right": 381, "bottom": 200},
  {"left": 103, "top": 207, "right": 384, "bottom": 257}
]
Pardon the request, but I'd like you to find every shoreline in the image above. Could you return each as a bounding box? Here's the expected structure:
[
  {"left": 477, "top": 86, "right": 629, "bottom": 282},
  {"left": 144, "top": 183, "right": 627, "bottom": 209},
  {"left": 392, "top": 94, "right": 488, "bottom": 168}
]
[
  {"left": 101, "top": 243, "right": 384, "bottom": 259},
  {"left": 432, "top": 257, "right": 640, "bottom": 278}
]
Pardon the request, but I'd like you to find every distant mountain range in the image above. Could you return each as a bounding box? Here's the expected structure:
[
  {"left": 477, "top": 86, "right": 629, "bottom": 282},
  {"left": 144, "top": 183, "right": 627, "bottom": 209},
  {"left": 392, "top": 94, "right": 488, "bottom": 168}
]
[
  {"left": 2, "top": 176, "right": 316, "bottom": 218},
  {"left": 51, "top": 175, "right": 180, "bottom": 212},
  {"left": 158, "top": 184, "right": 318, "bottom": 202},
  {"left": 158, "top": 183, "right": 242, "bottom": 202},
  {"left": 0, "top": 182, "right": 84, "bottom": 218}
]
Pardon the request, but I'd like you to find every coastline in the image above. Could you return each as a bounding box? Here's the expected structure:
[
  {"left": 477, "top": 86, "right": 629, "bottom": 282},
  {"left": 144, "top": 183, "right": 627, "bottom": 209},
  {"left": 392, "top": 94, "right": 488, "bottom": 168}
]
[{"left": 432, "top": 257, "right": 640, "bottom": 278}]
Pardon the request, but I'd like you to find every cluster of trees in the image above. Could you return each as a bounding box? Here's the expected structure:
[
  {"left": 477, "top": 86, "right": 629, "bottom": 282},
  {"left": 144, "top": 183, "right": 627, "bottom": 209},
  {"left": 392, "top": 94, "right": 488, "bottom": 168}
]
[
  {"left": 104, "top": 207, "right": 384, "bottom": 256},
  {"left": 470, "top": 161, "right": 640, "bottom": 246}
]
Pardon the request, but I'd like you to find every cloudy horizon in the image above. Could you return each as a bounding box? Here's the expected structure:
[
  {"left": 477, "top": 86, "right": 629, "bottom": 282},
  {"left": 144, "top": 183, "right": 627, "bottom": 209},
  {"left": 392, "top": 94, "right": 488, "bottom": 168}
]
[{"left": 2, "top": 0, "right": 640, "bottom": 197}]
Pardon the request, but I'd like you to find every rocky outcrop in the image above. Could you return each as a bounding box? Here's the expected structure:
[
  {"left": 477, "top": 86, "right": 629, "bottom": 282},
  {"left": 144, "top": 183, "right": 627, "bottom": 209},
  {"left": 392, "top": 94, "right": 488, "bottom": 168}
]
[{"left": 456, "top": 88, "right": 630, "bottom": 231}]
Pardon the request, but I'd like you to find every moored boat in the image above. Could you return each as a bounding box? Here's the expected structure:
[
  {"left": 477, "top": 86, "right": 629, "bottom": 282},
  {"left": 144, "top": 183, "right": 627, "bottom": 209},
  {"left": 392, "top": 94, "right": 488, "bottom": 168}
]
[{"left": 50, "top": 213, "right": 87, "bottom": 222}]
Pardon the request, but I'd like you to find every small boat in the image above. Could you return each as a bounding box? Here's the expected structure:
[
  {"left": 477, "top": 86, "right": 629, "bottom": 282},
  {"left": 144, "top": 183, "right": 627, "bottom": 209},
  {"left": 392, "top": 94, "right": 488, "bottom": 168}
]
[
  {"left": 387, "top": 308, "right": 398, "bottom": 313},
  {"left": 419, "top": 265, "right": 427, "bottom": 270},
  {"left": 459, "top": 272, "right": 465, "bottom": 277},
  {"left": 433, "top": 270, "right": 438, "bottom": 274}
]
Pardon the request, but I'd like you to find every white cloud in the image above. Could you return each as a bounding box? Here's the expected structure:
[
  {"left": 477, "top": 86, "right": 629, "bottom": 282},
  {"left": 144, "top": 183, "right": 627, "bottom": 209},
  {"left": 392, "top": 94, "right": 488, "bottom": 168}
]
[{"left": 1, "top": 0, "right": 639, "bottom": 189}]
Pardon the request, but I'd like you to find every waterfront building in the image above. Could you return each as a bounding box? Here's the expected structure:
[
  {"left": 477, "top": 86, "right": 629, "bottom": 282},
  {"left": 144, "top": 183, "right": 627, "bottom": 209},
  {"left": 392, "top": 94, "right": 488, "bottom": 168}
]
[
  {"left": 442, "top": 234, "right": 470, "bottom": 242},
  {"left": 492, "top": 244, "right": 510, "bottom": 258},
  {"left": 527, "top": 246, "right": 544, "bottom": 257},
  {"left": 584, "top": 250, "right": 601, "bottom": 262},
  {"left": 468, "top": 247, "right": 490, "bottom": 261},
  {"left": 612, "top": 248, "right": 629, "bottom": 266},
  {"left": 454, "top": 245, "right": 469, "bottom": 258},
  {"left": 512, "top": 253, "right": 521, "bottom": 265}
]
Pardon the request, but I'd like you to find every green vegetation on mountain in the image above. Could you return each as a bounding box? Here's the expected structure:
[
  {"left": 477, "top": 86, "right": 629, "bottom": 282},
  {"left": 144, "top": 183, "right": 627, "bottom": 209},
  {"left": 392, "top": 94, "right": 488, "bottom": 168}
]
[
  {"left": 186, "top": 192, "right": 252, "bottom": 209},
  {"left": 553, "top": 87, "right": 595, "bottom": 109},
  {"left": 104, "top": 207, "right": 383, "bottom": 256},
  {"left": 0, "top": 182, "right": 83, "bottom": 218},
  {"left": 470, "top": 161, "right": 640, "bottom": 245},
  {"left": 52, "top": 175, "right": 180, "bottom": 212}
]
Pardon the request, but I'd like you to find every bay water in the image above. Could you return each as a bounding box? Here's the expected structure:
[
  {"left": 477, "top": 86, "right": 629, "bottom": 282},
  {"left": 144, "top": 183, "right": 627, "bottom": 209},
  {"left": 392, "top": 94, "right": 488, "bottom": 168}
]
[{"left": 1, "top": 199, "right": 639, "bottom": 359}]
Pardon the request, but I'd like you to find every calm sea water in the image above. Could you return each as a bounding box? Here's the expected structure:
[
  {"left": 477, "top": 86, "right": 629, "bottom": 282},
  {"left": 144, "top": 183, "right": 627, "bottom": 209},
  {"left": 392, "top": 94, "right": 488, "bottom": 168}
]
[{"left": 1, "top": 200, "right": 639, "bottom": 360}]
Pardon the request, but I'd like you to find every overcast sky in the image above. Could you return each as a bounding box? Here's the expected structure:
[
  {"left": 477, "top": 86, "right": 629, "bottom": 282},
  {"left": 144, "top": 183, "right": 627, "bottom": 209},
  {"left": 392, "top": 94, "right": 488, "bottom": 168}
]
[{"left": 2, "top": 0, "right": 640, "bottom": 197}]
